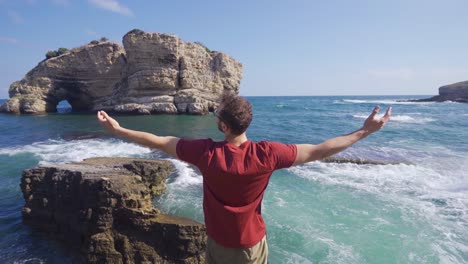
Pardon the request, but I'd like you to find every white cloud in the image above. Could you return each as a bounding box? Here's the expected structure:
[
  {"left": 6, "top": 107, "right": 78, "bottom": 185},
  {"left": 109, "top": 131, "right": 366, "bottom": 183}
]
[
  {"left": 0, "top": 37, "right": 18, "bottom": 44},
  {"left": 1, "top": 0, "right": 37, "bottom": 4},
  {"left": 427, "top": 67, "right": 468, "bottom": 77},
  {"left": 88, "top": 0, "right": 133, "bottom": 16},
  {"left": 85, "top": 29, "right": 99, "bottom": 37},
  {"left": 365, "top": 67, "right": 468, "bottom": 82},
  {"left": 7, "top": 10, "right": 25, "bottom": 24},
  {"left": 345, "top": 66, "right": 468, "bottom": 95},
  {"left": 51, "top": 0, "right": 70, "bottom": 6},
  {"left": 367, "top": 67, "right": 415, "bottom": 79}
]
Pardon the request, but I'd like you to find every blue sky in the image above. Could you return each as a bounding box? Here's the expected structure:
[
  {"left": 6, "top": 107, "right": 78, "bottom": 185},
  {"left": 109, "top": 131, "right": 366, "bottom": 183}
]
[{"left": 1, "top": 0, "right": 468, "bottom": 98}]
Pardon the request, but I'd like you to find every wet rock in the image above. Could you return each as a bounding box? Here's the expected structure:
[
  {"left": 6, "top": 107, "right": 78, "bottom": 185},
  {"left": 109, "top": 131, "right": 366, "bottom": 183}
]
[{"left": 20, "top": 157, "right": 206, "bottom": 263}]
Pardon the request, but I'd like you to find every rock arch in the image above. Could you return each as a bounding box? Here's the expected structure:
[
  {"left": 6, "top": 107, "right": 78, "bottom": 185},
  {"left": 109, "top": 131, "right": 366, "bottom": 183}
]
[{"left": 1, "top": 42, "right": 125, "bottom": 114}]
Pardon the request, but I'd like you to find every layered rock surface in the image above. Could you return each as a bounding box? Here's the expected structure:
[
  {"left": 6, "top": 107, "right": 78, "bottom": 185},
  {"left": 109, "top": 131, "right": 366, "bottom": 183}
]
[
  {"left": 1, "top": 29, "right": 242, "bottom": 114},
  {"left": 20, "top": 157, "right": 206, "bottom": 263},
  {"left": 410, "top": 80, "right": 468, "bottom": 103}
]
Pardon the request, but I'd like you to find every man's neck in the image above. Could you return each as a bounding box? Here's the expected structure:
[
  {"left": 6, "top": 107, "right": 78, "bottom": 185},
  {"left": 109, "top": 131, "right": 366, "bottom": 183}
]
[{"left": 224, "top": 132, "right": 248, "bottom": 147}]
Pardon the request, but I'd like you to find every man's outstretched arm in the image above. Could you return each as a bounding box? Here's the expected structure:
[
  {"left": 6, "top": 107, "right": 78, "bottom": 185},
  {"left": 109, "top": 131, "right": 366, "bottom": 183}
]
[
  {"left": 96, "top": 111, "right": 179, "bottom": 158},
  {"left": 293, "top": 106, "right": 392, "bottom": 166}
]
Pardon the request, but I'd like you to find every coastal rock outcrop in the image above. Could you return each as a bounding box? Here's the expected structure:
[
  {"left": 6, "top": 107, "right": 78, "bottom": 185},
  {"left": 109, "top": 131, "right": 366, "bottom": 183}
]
[
  {"left": 322, "top": 157, "right": 410, "bottom": 165},
  {"left": 1, "top": 29, "right": 242, "bottom": 114},
  {"left": 20, "top": 157, "right": 206, "bottom": 263},
  {"left": 409, "top": 80, "right": 468, "bottom": 103}
]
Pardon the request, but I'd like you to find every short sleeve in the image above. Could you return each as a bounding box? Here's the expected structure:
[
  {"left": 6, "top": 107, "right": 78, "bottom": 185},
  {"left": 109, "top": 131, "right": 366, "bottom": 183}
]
[
  {"left": 176, "top": 138, "right": 211, "bottom": 166},
  {"left": 268, "top": 142, "right": 297, "bottom": 170}
]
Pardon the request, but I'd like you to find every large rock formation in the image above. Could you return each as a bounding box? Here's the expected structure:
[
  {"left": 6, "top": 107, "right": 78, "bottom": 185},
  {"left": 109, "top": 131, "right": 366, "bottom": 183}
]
[
  {"left": 1, "top": 29, "right": 242, "bottom": 114},
  {"left": 409, "top": 80, "right": 468, "bottom": 103},
  {"left": 20, "top": 157, "right": 206, "bottom": 263}
]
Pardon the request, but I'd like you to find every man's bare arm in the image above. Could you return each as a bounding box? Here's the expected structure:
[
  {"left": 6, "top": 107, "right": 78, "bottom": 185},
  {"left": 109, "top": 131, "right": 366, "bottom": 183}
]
[
  {"left": 96, "top": 111, "right": 179, "bottom": 158},
  {"left": 293, "top": 106, "right": 392, "bottom": 166}
]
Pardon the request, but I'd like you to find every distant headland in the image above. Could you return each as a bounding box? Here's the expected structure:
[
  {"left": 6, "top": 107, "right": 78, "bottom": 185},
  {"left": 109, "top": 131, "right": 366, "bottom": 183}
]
[
  {"left": 406, "top": 80, "right": 468, "bottom": 103},
  {"left": 0, "top": 29, "right": 243, "bottom": 115}
]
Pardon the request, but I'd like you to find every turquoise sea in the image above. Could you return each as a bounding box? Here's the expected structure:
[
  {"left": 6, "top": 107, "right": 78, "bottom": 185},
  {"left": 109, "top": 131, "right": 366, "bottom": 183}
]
[{"left": 0, "top": 96, "right": 467, "bottom": 263}]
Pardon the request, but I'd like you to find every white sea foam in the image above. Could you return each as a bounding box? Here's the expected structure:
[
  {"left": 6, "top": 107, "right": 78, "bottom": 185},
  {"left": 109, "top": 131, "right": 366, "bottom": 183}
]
[
  {"left": 287, "top": 157, "right": 468, "bottom": 259},
  {"left": 289, "top": 160, "right": 467, "bottom": 208},
  {"left": 13, "top": 258, "right": 45, "bottom": 264},
  {"left": 0, "top": 138, "right": 152, "bottom": 164},
  {"left": 154, "top": 158, "right": 204, "bottom": 221},
  {"left": 352, "top": 113, "right": 435, "bottom": 123},
  {"left": 275, "top": 196, "right": 286, "bottom": 207},
  {"left": 264, "top": 146, "right": 468, "bottom": 262},
  {"left": 166, "top": 158, "right": 202, "bottom": 186},
  {"left": 284, "top": 252, "right": 314, "bottom": 264},
  {"left": 315, "top": 237, "right": 363, "bottom": 264},
  {"left": 283, "top": 227, "right": 364, "bottom": 263},
  {"left": 337, "top": 99, "right": 435, "bottom": 105}
]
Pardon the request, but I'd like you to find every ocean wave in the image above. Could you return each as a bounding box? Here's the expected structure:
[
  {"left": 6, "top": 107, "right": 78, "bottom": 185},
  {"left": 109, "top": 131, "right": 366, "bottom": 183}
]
[
  {"left": 315, "top": 237, "right": 363, "bottom": 264},
  {"left": 274, "top": 103, "right": 300, "bottom": 109},
  {"left": 336, "top": 99, "right": 435, "bottom": 105},
  {"left": 284, "top": 252, "right": 315, "bottom": 264},
  {"left": 154, "top": 159, "right": 204, "bottom": 222},
  {"left": 166, "top": 158, "right": 202, "bottom": 186},
  {"left": 352, "top": 114, "right": 435, "bottom": 123},
  {"left": 288, "top": 160, "right": 468, "bottom": 229},
  {"left": 13, "top": 258, "right": 46, "bottom": 264},
  {"left": 0, "top": 138, "right": 152, "bottom": 164}
]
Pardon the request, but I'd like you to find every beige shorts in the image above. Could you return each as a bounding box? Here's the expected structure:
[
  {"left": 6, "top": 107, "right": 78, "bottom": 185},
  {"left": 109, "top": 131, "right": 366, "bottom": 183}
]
[{"left": 205, "top": 235, "right": 268, "bottom": 264}]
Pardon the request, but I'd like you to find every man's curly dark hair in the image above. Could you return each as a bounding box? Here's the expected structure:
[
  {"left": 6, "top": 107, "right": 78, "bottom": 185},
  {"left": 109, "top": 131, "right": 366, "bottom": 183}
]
[{"left": 218, "top": 92, "right": 253, "bottom": 135}]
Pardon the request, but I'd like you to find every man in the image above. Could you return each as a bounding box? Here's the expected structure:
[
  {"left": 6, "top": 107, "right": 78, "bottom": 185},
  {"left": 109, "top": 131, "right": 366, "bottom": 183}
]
[{"left": 97, "top": 92, "right": 391, "bottom": 264}]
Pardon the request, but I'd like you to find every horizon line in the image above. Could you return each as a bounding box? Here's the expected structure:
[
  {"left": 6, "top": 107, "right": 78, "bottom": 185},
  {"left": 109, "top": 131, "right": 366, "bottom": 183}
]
[
  {"left": 239, "top": 94, "right": 433, "bottom": 97},
  {"left": 0, "top": 94, "right": 434, "bottom": 101}
]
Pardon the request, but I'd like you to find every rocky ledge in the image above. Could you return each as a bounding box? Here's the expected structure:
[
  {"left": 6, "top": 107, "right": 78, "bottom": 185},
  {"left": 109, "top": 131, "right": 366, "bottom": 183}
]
[
  {"left": 1, "top": 29, "right": 242, "bottom": 115},
  {"left": 407, "top": 80, "right": 468, "bottom": 103},
  {"left": 322, "top": 157, "right": 411, "bottom": 165},
  {"left": 20, "top": 157, "right": 206, "bottom": 263}
]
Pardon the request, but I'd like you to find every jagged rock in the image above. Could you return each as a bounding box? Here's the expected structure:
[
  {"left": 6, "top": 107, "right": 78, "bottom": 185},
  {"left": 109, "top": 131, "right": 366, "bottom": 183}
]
[
  {"left": 20, "top": 157, "right": 206, "bottom": 263},
  {"left": 405, "top": 80, "right": 468, "bottom": 103},
  {"left": 1, "top": 30, "right": 243, "bottom": 115}
]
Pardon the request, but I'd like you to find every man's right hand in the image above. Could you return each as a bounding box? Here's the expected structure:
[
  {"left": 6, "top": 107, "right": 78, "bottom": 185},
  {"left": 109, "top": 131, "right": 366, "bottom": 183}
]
[
  {"left": 293, "top": 105, "right": 392, "bottom": 166},
  {"left": 362, "top": 106, "right": 392, "bottom": 135},
  {"left": 97, "top": 111, "right": 121, "bottom": 134}
]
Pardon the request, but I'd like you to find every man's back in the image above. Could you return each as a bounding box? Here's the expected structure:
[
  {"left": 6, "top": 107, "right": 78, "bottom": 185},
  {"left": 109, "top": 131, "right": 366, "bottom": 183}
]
[{"left": 177, "top": 139, "right": 297, "bottom": 248}]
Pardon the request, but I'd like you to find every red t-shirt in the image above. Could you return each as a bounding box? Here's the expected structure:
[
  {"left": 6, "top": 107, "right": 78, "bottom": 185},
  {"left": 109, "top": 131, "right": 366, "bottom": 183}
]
[{"left": 176, "top": 139, "right": 297, "bottom": 248}]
